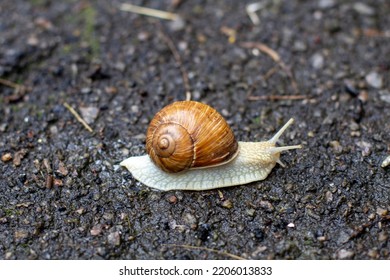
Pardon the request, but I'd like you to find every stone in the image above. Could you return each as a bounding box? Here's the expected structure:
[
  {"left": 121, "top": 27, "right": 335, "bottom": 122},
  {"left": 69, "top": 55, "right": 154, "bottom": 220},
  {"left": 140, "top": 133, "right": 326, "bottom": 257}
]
[
  {"left": 365, "top": 71, "right": 383, "bottom": 89},
  {"left": 107, "top": 231, "right": 121, "bottom": 246},
  {"left": 319, "top": 0, "right": 336, "bottom": 9},
  {"left": 311, "top": 53, "right": 324, "bottom": 69}
]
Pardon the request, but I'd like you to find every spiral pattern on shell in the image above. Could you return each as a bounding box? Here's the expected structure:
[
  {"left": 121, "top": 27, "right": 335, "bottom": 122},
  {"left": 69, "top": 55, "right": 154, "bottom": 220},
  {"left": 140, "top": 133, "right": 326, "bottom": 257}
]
[{"left": 146, "top": 101, "right": 239, "bottom": 173}]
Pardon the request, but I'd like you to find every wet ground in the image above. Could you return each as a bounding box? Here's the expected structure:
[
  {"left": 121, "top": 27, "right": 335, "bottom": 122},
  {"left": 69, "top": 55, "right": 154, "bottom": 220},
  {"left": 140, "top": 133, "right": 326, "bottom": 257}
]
[{"left": 0, "top": 0, "right": 389, "bottom": 259}]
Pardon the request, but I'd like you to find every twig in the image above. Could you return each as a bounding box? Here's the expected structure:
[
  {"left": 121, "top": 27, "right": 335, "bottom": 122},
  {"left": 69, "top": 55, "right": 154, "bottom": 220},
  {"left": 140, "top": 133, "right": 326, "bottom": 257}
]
[
  {"left": 248, "top": 94, "right": 307, "bottom": 101},
  {"left": 263, "top": 66, "right": 278, "bottom": 81},
  {"left": 120, "top": 3, "right": 180, "bottom": 21},
  {"left": 354, "top": 28, "right": 390, "bottom": 38},
  {"left": 220, "top": 26, "right": 237, "bottom": 43},
  {"left": 158, "top": 25, "right": 192, "bottom": 101},
  {"left": 348, "top": 215, "right": 390, "bottom": 241},
  {"left": 243, "top": 42, "right": 280, "bottom": 62},
  {"left": 241, "top": 41, "right": 299, "bottom": 94},
  {"left": 63, "top": 102, "right": 94, "bottom": 133},
  {"left": 0, "top": 78, "right": 23, "bottom": 89},
  {"left": 0, "top": 78, "right": 30, "bottom": 102},
  {"left": 246, "top": 2, "right": 266, "bottom": 25},
  {"left": 163, "top": 244, "right": 246, "bottom": 260}
]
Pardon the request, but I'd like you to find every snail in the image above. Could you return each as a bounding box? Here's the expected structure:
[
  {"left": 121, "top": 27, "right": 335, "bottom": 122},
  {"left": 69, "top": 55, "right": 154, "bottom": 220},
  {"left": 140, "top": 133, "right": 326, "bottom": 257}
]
[{"left": 120, "top": 101, "right": 301, "bottom": 191}]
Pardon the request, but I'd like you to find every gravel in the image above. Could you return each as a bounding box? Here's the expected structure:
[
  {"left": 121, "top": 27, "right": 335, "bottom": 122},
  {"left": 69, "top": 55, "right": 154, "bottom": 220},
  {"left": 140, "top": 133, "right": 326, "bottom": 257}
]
[{"left": 0, "top": 0, "right": 389, "bottom": 260}]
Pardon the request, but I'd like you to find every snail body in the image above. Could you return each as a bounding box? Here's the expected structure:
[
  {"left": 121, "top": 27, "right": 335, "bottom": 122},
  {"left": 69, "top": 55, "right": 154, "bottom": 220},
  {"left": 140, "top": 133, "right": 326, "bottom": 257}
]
[{"left": 120, "top": 101, "right": 301, "bottom": 191}]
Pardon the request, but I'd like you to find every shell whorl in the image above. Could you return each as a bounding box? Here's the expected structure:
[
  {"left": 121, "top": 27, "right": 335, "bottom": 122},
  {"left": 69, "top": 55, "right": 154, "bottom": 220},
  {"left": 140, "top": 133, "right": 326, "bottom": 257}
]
[
  {"left": 149, "top": 122, "right": 194, "bottom": 173},
  {"left": 146, "top": 101, "right": 238, "bottom": 173}
]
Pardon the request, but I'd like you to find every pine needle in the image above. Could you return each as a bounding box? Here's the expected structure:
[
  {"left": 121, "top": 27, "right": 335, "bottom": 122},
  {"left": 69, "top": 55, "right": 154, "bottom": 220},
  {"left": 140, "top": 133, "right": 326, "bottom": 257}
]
[{"left": 63, "top": 102, "right": 94, "bottom": 133}]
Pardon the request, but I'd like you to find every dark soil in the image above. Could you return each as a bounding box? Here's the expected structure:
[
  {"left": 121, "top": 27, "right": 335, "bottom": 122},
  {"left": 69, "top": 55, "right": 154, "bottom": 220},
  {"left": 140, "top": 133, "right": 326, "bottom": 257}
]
[{"left": 0, "top": 0, "right": 389, "bottom": 260}]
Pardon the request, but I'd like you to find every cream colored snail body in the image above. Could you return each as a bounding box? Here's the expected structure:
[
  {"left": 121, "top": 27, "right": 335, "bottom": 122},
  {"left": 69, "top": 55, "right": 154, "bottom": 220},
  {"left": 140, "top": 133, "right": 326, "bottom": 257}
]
[{"left": 120, "top": 101, "right": 301, "bottom": 191}]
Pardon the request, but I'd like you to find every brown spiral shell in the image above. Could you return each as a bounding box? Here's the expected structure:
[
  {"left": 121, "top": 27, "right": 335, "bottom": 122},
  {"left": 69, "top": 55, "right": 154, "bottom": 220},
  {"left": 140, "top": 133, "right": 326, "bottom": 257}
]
[{"left": 146, "top": 101, "right": 239, "bottom": 173}]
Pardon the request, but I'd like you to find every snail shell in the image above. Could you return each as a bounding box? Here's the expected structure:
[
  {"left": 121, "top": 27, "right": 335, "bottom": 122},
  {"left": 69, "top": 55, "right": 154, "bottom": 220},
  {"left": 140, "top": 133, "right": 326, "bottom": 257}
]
[{"left": 146, "top": 101, "right": 239, "bottom": 173}]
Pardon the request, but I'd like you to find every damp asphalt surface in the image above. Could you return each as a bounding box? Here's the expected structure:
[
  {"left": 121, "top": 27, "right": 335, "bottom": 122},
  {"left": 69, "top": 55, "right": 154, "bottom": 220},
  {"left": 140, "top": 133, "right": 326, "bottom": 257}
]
[{"left": 0, "top": 0, "right": 389, "bottom": 260}]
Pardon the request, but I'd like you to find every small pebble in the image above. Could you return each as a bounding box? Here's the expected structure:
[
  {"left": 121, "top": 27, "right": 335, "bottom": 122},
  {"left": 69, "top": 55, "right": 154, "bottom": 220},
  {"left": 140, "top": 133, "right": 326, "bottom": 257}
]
[
  {"left": 318, "top": 0, "right": 335, "bottom": 9},
  {"left": 53, "top": 179, "right": 63, "bottom": 187},
  {"left": 81, "top": 87, "right": 91, "bottom": 94},
  {"left": 367, "top": 249, "right": 378, "bottom": 258},
  {"left": 75, "top": 208, "right": 85, "bottom": 215},
  {"left": 221, "top": 199, "right": 233, "bottom": 209},
  {"left": 13, "top": 149, "right": 28, "bottom": 166},
  {"left": 356, "top": 141, "right": 372, "bottom": 156},
  {"left": 329, "top": 140, "right": 343, "bottom": 154},
  {"left": 178, "top": 41, "right": 188, "bottom": 51},
  {"left": 49, "top": 125, "right": 58, "bottom": 137},
  {"left": 34, "top": 17, "right": 53, "bottom": 30},
  {"left": 168, "top": 195, "right": 177, "bottom": 204},
  {"left": 57, "top": 161, "right": 68, "bottom": 176},
  {"left": 121, "top": 148, "right": 130, "bottom": 157},
  {"left": 348, "top": 121, "right": 360, "bottom": 131},
  {"left": 311, "top": 53, "right": 324, "bottom": 69},
  {"left": 338, "top": 249, "right": 354, "bottom": 259},
  {"left": 317, "top": 236, "right": 327, "bottom": 241},
  {"left": 381, "top": 155, "right": 390, "bottom": 168},
  {"left": 182, "top": 212, "right": 197, "bottom": 228},
  {"left": 169, "top": 17, "right": 185, "bottom": 31},
  {"left": 105, "top": 86, "right": 118, "bottom": 94},
  {"left": 376, "top": 207, "right": 388, "bottom": 217},
  {"left": 358, "top": 90, "right": 368, "bottom": 103},
  {"left": 0, "top": 123, "right": 7, "bottom": 132},
  {"left": 113, "top": 62, "right": 126, "bottom": 72},
  {"left": 107, "top": 231, "right": 121, "bottom": 246},
  {"left": 27, "top": 35, "right": 39, "bottom": 46},
  {"left": 353, "top": 2, "right": 375, "bottom": 15},
  {"left": 378, "top": 231, "right": 388, "bottom": 242},
  {"left": 79, "top": 106, "right": 99, "bottom": 124},
  {"left": 137, "top": 31, "right": 149, "bottom": 41},
  {"left": 326, "top": 191, "right": 333, "bottom": 203},
  {"left": 293, "top": 40, "right": 307, "bottom": 52},
  {"left": 350, "top": 131, "right": 361, "bottom": 137},
  {"left": 90, "top": 225, "right": 103, "bottom": 236},
  {"left": 246, "top": 208, "right": 256, "bottom": 217},
  {"left": 14, "top": 230, "right": 29, "bottom": 240},
  {"left": 221, "top": 108, "right": 230, "bottom": 117},
  {"left": 1, "top": 153, "right": 12, "bottom": 162},
  {"left": 337, "top": 231, "right": 350, "bottom": 245},
  {"left": 5, "top": 252, "right": 13, "bottom": 260},
  {"left": 130, "top": 105, "right": 139, "bottom": 113},
  {"left": 103, "top": 212, "right": 114, "bottom": 222},
  {"left": 365, "top": 71, "right": 383, "bottom": 89},
  {"left": 379, "top": 90, "right": 390, "bottom": 104},
  {"left": 259, "top": 200, "right": 274, "bottom": 212}
]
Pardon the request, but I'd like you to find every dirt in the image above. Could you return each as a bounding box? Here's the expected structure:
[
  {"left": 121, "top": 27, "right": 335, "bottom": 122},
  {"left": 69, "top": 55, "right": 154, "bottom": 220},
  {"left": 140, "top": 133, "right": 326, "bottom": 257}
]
[{"left": 0, "top": 0, "right": 389, "bottom": 260}]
